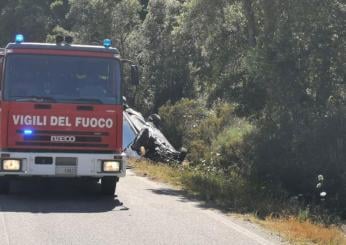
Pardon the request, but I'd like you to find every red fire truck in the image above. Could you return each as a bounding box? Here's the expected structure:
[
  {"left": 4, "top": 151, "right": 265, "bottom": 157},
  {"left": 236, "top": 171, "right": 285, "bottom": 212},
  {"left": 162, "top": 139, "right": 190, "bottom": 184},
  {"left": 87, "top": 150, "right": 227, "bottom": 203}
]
[{"left": 0, "top": 35, "right": 138, "bottom": 195}]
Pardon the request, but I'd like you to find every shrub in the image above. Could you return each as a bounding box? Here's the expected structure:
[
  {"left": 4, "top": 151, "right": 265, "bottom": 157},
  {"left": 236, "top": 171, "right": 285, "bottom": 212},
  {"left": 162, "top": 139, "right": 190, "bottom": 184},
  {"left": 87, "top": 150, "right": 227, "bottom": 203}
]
[
  {"left": 159, "top": 99, "right": 253, "bottom": 170},
  {"left": 158, "top": 98, "right": 207, "bottom": 149}
]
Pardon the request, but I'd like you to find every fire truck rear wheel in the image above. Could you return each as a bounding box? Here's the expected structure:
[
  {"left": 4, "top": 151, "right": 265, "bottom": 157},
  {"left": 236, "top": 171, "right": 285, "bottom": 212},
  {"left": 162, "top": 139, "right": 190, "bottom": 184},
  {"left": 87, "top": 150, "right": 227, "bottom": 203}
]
[
  {"left": 0, "top": 177, "right": 10, "bottom": 194},
  {"left": 101, "top": 176, "right": 118, "bottom": 195}
]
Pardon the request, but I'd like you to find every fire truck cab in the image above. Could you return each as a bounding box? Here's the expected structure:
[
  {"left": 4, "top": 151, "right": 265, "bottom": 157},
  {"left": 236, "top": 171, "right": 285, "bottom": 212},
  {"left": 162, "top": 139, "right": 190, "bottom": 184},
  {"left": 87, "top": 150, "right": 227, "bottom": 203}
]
[{"left": 0, "top": 35, "right": 133, "bottom": 195}]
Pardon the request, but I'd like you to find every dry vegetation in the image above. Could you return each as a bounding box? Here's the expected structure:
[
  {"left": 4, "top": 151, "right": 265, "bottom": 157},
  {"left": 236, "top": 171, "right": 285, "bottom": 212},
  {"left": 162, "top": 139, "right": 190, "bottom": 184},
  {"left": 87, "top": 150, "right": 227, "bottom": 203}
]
[
  {"left": 262, "top": 217, "right": 346, "bottom": 245},
  {"left": 129, "top": 158, "right": 346, "bottom": 245},
  {"left": 131, "top": 158, "right": 183, "bottom": 187}
]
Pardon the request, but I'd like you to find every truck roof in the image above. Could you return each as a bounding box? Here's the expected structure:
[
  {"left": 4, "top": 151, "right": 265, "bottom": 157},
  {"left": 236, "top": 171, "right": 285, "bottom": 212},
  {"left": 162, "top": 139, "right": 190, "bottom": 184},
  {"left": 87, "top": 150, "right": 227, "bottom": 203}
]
[{"left": 5, "top": 42, "right": 120, "bottom": 55}]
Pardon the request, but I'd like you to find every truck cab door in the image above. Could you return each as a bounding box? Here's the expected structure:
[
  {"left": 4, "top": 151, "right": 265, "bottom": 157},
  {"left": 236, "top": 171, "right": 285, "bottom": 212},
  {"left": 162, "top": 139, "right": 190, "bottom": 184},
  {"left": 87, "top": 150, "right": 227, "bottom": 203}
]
[
  {"left": 0, "top": 49, "right": 4, "bottom": 92},
  {"left": 0, "top": 50, "right": 3, "bottom": 147}
]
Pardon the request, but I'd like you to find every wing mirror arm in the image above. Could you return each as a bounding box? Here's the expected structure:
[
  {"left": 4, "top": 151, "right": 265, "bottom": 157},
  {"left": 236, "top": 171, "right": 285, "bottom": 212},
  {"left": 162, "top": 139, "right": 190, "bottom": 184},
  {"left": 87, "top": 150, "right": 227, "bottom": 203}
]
[{"left": 121, "top": 59, "right": 140, "bottom": 86}]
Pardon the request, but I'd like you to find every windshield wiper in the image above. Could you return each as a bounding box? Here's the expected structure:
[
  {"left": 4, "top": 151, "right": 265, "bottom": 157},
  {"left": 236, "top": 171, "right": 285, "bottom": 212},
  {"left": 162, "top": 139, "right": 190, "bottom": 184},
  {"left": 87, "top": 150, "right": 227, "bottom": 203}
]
[
  {"left": 65, "top": 98, "right": 104, "bottom": 104},
  {"left": 15, "top": 96, "right": 56, "bottom": 102}
]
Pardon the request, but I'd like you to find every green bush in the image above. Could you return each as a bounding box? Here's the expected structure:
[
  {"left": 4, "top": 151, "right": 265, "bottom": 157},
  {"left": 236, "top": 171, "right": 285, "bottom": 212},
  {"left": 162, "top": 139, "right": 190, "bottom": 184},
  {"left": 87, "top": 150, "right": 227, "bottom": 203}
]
[
  {"left": 179, "top": 167, "right": 251, "bottom": 210},
  {"left": 209, "top": 120, "right": 253, "bottom": 172},
  {"left": 159, "top": 99, "right": 253, "bottom": 170},
  {"left": 159, "top": 98, "right": 207, "bottom": 149}
]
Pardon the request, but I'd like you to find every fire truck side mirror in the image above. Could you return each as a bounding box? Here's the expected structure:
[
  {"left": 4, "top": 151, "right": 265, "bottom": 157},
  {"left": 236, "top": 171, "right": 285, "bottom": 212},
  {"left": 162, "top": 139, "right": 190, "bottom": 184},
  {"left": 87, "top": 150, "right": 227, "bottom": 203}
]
[
  {"left": 130, "top": 65, "right": 140, "bottom": 86},
  {"left": 0, "top": 56, "right": 3, "bottom": 90}
]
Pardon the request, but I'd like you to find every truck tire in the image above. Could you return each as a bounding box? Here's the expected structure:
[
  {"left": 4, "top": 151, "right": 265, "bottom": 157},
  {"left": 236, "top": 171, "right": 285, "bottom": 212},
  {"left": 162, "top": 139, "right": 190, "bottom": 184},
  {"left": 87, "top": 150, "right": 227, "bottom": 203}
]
[
  {"left": 101, "top": 177, "right": 118, "bottom": 196},
  {"left": 0, "top": 178, "right": 10, "bottom": 194}
]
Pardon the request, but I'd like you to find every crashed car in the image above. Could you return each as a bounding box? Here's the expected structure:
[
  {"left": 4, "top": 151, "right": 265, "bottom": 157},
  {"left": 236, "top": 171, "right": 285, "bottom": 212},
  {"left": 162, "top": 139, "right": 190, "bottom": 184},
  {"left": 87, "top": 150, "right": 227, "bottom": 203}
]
[{"left": 123, "top": 106, "right": 186, "bottom": 163}]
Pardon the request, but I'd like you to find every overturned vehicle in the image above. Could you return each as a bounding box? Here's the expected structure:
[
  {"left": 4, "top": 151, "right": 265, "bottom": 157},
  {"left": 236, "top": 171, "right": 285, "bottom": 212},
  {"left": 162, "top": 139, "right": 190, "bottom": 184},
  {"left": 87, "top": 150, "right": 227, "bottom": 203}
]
[{"left": 123, "top": 106, "right": 186, "bottom": 163}]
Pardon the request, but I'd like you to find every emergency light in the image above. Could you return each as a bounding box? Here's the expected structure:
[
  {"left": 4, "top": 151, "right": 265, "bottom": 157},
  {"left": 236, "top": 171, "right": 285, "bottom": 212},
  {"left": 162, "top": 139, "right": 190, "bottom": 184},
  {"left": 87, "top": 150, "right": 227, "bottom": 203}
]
[
  {"left": 103, "top": 39, "right": 112, "bottom": 48},
  {"left": 15, "top": 34, "right": 24, "bottom": 43},
  {"left": 23, "top": 129, "right": 33, "bottom": 135}
]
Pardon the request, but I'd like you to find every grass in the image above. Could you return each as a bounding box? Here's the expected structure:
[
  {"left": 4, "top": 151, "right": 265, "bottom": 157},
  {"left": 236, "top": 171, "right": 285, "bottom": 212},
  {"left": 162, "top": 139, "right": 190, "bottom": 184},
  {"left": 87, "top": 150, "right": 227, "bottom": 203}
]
[
  {"left": 129, "top": 158, "right": 346, "bottom": 245},
  {"left": 130, "top": 158, "right": 249, "bottom": 208},
  {"left": 130, "top": 158, "right": 183, "bottom": 187}
]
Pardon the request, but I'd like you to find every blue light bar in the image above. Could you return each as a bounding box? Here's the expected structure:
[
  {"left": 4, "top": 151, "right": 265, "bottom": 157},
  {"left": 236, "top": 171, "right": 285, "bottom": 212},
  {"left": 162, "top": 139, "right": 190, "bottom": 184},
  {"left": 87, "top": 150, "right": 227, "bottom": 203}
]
[
  {"left": 15, "top": 34, "right": 24, "bottom": 44},
  {"left": 103, "top": 39, "right": 112, "bottom": 48},
  {"left": 23, "top": 129, "right": 33, "bottom": 135}
]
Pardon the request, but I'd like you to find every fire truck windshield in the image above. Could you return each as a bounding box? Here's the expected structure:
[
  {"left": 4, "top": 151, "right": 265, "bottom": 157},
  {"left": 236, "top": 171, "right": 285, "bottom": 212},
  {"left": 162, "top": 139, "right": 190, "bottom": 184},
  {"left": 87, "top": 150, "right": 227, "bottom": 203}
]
[{"left": 3, "top": 54, "right": 121, "bottom": 104}]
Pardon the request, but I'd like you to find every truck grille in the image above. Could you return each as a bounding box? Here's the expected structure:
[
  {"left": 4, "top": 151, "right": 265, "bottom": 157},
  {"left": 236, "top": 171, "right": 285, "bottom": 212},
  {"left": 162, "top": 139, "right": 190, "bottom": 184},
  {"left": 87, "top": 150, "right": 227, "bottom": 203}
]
[
  {"left": 23, "top": 135, "right": 102, "bottom": 142},
  {"left": 17, "top": 130, "right": 109, "bottom": 136},
  {"left": 16, "top": 130, "right": 109, "bottom": 148}
]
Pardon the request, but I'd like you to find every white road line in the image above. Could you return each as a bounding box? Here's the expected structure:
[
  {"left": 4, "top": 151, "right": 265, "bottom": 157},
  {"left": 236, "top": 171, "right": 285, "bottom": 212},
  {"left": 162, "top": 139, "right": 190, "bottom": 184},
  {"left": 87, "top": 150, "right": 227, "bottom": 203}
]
[
  {"left": 203, "top": 209, "right": 275, "bottom": 245},
  {"left": 0, "top": 201, "right": 10, "bottom": 245}
]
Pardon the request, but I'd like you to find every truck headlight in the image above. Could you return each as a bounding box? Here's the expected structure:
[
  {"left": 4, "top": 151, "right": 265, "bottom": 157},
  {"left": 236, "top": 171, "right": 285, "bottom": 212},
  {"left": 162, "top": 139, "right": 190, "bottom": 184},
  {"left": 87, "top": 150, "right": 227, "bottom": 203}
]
[
  {"left": 102, "top": 161, "right": 120, "bottom": 172},
  {"left": 2, "top": 159, "right": 21, "bottom": 171}
]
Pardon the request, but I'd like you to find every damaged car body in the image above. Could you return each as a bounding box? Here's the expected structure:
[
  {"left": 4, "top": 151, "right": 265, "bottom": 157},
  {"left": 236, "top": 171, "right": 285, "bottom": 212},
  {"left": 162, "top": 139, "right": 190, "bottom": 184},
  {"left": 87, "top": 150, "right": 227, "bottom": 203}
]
[{"left": 123, "top": 105, "right": 187, "bottom": 163}]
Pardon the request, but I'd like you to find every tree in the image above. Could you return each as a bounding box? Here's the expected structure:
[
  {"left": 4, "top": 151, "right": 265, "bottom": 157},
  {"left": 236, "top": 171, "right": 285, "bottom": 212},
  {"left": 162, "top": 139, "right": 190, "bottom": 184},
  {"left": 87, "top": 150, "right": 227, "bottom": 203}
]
[
  {"left": 68, "top": 0, "right": 141, "bottom": 57},
  {"left": 0, "top": 0, "right": 52, "bottom": 46},
  {"left": 246, "top": 0, "right": 346, "bottom": 202},
  {"left": 136, "top": 0, "right": 194, "bottom": 112}
]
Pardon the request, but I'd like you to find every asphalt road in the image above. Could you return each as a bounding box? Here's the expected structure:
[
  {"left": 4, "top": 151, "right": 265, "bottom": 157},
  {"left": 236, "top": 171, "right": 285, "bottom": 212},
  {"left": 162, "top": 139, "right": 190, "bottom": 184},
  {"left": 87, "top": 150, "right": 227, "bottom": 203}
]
[{"left": 0, "top": 171, "right": 284, "bottom": 245}]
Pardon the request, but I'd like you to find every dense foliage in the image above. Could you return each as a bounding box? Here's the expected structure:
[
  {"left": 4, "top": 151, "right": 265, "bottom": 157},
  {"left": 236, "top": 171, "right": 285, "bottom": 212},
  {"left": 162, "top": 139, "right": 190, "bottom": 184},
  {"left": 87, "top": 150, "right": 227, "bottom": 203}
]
[{"left": 0, "top": 0, "right": 345, "bottom": 215}]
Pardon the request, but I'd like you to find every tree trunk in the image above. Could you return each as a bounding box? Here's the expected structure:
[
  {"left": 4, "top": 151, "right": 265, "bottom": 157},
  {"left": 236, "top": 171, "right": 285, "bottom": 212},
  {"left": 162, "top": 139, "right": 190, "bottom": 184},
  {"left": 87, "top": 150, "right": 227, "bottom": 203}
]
[
  {"left": 262, "top": 0, "right": 277, "bottom": 45},
  {"left": 242, "top": 0, "right": 257, "bottom": 47}
]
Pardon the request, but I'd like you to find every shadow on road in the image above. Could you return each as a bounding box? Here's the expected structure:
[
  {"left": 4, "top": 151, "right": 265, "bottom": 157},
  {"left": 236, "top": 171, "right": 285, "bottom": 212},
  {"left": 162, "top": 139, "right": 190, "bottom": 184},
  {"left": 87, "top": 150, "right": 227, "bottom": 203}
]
[
  {"left": 148, "top": 188, "right": 230, "bottom": 213},
  {"left": 149, "top": 188, "right": 189, "bottom": 199},
  {"left": 0, "top": 179, "right": 128, "bottom": 213}
]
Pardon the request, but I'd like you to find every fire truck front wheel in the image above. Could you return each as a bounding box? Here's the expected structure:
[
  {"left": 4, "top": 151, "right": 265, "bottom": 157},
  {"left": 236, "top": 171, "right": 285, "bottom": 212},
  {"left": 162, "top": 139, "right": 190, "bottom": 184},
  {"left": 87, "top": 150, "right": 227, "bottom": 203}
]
[
  {"left": 0, "top": 177, "right": 10, "bottom": 194},
  {"left": 101, "top": 176, "right": 118, "bottom": 195}
]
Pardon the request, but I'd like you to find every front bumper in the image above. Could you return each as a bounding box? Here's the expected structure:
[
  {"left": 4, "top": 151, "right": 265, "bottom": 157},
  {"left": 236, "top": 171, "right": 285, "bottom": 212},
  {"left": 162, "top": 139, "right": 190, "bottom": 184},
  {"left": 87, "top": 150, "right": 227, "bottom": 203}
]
[{"left": 0, "top": 152, "right": 126, "bottom": 178}]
